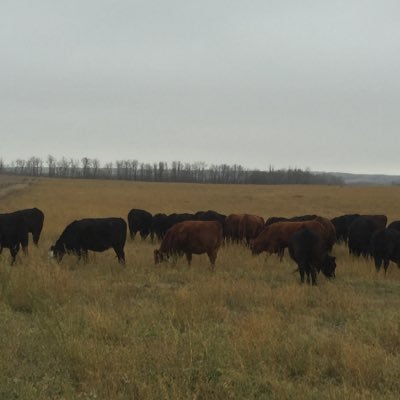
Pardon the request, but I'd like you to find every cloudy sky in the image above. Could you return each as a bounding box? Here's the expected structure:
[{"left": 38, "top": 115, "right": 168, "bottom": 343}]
[{"left": 1, "top": 1, "right": 399, "bottom": 174}]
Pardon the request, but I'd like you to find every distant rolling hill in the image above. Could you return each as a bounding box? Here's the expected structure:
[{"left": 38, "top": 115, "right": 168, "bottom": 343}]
[{"left": 314, "top": 171, "right": 400, "bottom": 185}]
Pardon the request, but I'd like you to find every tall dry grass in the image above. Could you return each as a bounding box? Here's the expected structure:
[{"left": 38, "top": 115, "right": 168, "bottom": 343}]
[{"left": 0, "top": 178, "right": 399, "bottom": 399}]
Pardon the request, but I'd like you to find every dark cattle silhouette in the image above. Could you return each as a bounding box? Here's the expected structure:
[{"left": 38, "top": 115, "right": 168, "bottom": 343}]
[
  {"left": 195, "top": 210, "right": 226, "bottom": 226},
  {"left": 348, "top": 215, "right": 387, "bottom": 257},
  {"left": 0, "top": 212, "right": 29, "bottom": 265},
  {"left": 50, "top": 218, "right": 127, "bottom": 264},
  {"left": 151, "top": 213, "right": 196, "bottom": 240},
  {"left": 127, "top": 209, "right": 153, "bottom": 240},
  {"left": 289, "top": 229, "right": 336, "bottom": 285},
  {"left": 10, "top": 208, "right": 44, "bottom": 246},
  {"left": 370, "top": 228, "right": 400, "bottom": 274},
  {"left": 151, "top": 213, "right": 168, "bottom": 240},
  {"left": 387, "top": 220, "right": 400, "bottom": 232},
  {"left": 154, "top": 220, "right": 223, "bottom": 268},
  {"left": 330, "top": 214, "right": 360, "bottom": 243}
]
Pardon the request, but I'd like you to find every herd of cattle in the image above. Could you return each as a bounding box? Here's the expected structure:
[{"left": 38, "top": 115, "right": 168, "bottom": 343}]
[{"left": 1, "top": 208, "right": 400, "bottom": 285}]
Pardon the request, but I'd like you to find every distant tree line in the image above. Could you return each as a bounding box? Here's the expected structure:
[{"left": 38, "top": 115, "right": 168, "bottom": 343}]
[{"left": 0, "top": 156, "right": 343, "bottom": 185}]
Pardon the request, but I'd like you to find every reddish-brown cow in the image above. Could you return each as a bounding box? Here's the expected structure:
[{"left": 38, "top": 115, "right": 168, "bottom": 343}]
[
  {"left": 238, "top": 214, "right": 265, "bottom": 245},
  {"left": 250, "top": 220, "right": 329, "bottom": 259},
  {"left": 313, "top": 216, "right": 336, "bottom": 250},
  {"left": 154, "top": 220, "right": 223, "bottom": 267},
  {"left": 224, "top": 214, "right": 245, "bottom": 243}
]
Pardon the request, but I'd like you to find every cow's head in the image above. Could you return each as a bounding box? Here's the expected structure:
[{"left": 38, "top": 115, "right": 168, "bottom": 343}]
[
  {"left": 321, "top": 255, "right": 336, "bottom": 278},
  {"left": 154, "top": 249, "right": 167, "bottom": 264},
  {"left": 49, "top": 244, "right": 65, "bottom": 262},
  {"left": 250, "top": 240, "right": 263, "bottom": 255}
]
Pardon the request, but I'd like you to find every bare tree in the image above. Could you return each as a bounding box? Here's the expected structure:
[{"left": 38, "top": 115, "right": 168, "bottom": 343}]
[
  {"left": 47, "top": 155, "right": 56, "bottom": 177},
  {"left": 81, "top": 157, "right": 91, "bottom": 178},
  {"left": 92, "top": 158, "right": 100, "bottom": 178}
]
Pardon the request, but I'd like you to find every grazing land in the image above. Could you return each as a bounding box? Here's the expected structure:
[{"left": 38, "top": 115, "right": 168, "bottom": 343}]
[{"left": 0, "top": 177, "right": 399, "bottom": 399}]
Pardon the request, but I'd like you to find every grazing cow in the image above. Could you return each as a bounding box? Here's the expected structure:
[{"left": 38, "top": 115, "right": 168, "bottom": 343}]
[
  {"left": 224, "top": 214, "right": 245, "bottom": 243},
  {"left": 50, "top": 218, "right": 127, "bottom": 264},
  {"left": 195, "top": 210, "right": 226, "bottom": 226},
  {"left": 289, "top": 229, "right": 336, "bottom": 285},
  {"left": 238, "top": 214, "right": 265, "bottom": 245},
  {"left": 154, "top": 220, "right": 223, "bottom": 267},
  {"left": 265, "top": 214, "right": 317, "bottom": 227},
  {"left": 10, "top": 208, "right": 44, "bottom": 246},
  {"left": 127, "top": 209, "right": 153, "bottom": 240},
  {"left": 330, "top": 214, "right": 360, "bottom": 243},
  {"left": 250, "top": 220, "right": 329, "bottom": 259},
  {"left": 348, "top": 216, "right": 383, "bottom": 257},
  {"left": 370, "top": 228, "right": 400, "bottom": 274},
  {"left": 0, "top": 213, "right": 29, "bottom": 264}
]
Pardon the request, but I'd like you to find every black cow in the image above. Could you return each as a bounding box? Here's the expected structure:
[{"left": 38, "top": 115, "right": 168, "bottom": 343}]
[
  {"left": 288, "top": 228, "right": 336, "bottom": 285},
  {"left": 348, "top": 216, "right": 382, "bottom": 258},
  {"left": 151, "top": 213, "right": 169, "bottom": 240},
  {"left": 370, "top": 228, "right": 400, "bottom": 274},
  {"left": 50, "top": 218, "right": 127, "bottom": 264},
  {"left": 387, "top": 220, "right": 400, "bottom": 232},
  {"left": 127, "top": 209, "right": 153, "bottom": 240},
  {"left": 0, "top": 213, "right": 29, "bottom": 265},
  {"left": 195, "top": 210, "right": 226, "bottom": 226},
  {"left": 151, "top": 213, "right": 196, "bottom": 240},
  {"left": 10, "top": 208, "right": 45, "bottom": 245},
  {"left": 330, "top": 214, "right": 360, "bottom": 243}
]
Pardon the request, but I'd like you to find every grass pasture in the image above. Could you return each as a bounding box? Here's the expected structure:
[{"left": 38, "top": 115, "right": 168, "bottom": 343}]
[{"left": 0, "top": 177, "right": 400, "bottom": 399}]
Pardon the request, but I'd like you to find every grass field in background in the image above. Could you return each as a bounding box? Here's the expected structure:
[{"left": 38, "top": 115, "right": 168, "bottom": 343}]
[{"left": 0, "top": 177, "right": 399, "bottom": 399}]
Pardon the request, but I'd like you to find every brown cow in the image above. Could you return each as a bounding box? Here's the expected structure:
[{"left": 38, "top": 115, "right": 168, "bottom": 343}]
[
  {"left": 313, "top": 216, "right": 336, "bottom": 250},
  {"left": 154, "top": 220, "right": 223, "bottom": 267},
  {"left": 238, "top": 214, "right": 265, "bottom": 245},
  {"left": 250, "top": 220, "right": 328, "bottom": 259},
  {"left": 224, "top": 214, "right": 245, "bottom": 243}
]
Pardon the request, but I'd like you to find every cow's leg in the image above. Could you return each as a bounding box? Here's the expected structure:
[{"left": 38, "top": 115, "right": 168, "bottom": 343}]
[
  {"left": 115, "top": 247, "right": 125, "bottom": 265},
  {"left": 311, "top": 268, "right": 318, "bottom": 286},
  {"left": 32, "top": 230, "right": 40, "bottom": 246},
  {"left": 384, "top": 259, "right": 390, "bottom": 275},
  {"left": 299, "top": 265, "right": 305, "bottom": 284},
  {"left": 82, "top": 250, "right": 89, "bottom": 263},
  {"left": 278, "top": 247, "right": 285, "bottom": 261},
  {"left": 208, "top": 250, "right": 217, "bottom": 269},
  {"left": 10, "top": 245, "right": 19, "bottom": 266},
  {"left": 185, "top": 253, "right": 192, "bottom": 266}
]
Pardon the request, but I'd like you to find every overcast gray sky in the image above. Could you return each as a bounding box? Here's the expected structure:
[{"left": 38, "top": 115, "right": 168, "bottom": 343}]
[{"left": 1, "top": 1, "right": 399, "bottom": 174}]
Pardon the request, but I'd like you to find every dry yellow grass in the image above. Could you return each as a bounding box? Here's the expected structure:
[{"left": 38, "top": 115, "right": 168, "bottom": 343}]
[{"left": 0, "top": 177, "right": 399, "bottom": 399}]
